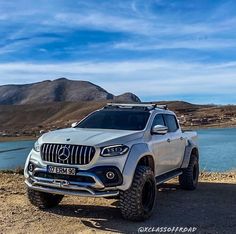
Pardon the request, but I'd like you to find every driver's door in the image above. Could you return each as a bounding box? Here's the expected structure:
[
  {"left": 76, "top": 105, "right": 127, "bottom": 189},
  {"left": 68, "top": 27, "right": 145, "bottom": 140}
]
[{"left": 149, "top": 114, "right": 172, "bottom": 176}]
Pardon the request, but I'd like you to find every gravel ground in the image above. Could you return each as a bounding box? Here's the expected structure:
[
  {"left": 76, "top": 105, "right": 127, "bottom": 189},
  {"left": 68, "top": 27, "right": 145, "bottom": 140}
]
[{"left": 0, "top": 172, "right": 235, "bottom": 234}]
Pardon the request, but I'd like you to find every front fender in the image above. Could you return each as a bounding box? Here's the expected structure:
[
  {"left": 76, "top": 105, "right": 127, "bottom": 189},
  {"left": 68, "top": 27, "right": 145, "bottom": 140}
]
[{"left": 117, "top": 143, "right": 154, "bottom": 191}]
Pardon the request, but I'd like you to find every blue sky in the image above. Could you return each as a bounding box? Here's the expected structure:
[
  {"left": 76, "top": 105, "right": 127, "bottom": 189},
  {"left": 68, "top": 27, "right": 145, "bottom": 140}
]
[{"left": 0, "top": 0, "right": 236, "bottom": 104}]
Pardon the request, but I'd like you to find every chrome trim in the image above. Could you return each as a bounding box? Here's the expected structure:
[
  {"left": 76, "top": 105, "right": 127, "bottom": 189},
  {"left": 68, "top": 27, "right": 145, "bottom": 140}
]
[{"left": 25, "top": 179, "right": 119, "bottom": 197}]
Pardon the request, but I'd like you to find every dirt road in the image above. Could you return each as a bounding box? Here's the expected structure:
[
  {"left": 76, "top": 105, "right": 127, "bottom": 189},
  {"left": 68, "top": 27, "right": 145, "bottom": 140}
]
[{"left": 0, "top": 172, "right": 235, "bottom": 234}]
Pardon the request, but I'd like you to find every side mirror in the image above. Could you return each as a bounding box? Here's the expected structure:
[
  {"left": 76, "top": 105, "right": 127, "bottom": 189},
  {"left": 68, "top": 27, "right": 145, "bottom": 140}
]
[
  {"left": 151, "top": 125, "right": 168, "bottom": 135},
  {"left": 71, "top": 122, "right": 78, "bottom": 128}
]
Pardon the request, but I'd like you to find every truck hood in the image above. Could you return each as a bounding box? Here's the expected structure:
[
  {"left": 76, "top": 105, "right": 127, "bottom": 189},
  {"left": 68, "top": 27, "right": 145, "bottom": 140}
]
[{"left": 40, "top": 128, "right": 144, "bottom": 146}]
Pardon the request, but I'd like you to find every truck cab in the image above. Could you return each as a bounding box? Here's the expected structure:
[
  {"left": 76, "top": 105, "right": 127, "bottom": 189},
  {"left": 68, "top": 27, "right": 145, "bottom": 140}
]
[{"left": 25, "top": 103, "right": 199, "bottom": 221}]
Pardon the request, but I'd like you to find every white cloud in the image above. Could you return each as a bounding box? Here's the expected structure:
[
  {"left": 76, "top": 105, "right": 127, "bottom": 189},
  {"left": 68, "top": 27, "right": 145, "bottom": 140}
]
[
  {"left": 0, "top": 37, "right": 57, "bottom": 55},
  {"left": 50, "top": 11, "right": 233, "bottom": 37},
  {"left": 52, "top": 12, "right": 152, "bottom": 35},
  {"left": 113, "top": 38, "right": 236, "bottom": 50}
]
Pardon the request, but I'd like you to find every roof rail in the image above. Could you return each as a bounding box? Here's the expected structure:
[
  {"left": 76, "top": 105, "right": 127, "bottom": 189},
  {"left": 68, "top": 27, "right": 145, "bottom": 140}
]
[{"left": 105, "top": 103, "right": 168, "bottom": 110}]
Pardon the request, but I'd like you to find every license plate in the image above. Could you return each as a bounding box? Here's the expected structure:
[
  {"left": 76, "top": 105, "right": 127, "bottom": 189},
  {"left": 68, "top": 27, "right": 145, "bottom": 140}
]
[{"left": 47, "top": 165, "right": 77, "bottom": 175}]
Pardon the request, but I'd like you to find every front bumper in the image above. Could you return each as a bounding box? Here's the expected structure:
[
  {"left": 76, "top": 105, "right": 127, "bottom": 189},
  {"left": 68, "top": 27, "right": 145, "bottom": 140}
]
[{"left": 25, "top": 166, "right": 122, "bottom": 197}]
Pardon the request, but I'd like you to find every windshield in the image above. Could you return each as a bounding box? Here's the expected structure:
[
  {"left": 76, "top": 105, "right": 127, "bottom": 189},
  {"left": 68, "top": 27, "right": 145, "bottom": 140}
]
[{"left": 76, "top": 110, "right": 150, "bottom": 131}]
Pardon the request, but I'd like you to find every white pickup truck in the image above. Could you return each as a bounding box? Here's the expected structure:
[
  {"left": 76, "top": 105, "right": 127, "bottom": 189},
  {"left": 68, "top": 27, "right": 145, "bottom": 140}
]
[{"left": 24, "top": 103, "right": 199, "bottom": 221}]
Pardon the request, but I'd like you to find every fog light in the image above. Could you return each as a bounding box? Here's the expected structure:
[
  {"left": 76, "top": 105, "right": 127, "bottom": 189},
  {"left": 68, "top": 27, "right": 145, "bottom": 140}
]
[
  {"left": 28, "top": 162, "right": 35, "bottom": 172},
  {"left": 106, "top": 171, "right": 115, "bottom": 180}
]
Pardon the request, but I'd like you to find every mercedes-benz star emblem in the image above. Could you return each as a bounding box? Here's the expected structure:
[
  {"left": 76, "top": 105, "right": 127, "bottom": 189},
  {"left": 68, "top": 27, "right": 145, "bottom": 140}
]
[{"left": 57, "top": 146, "right": 70, "bottom": 161}]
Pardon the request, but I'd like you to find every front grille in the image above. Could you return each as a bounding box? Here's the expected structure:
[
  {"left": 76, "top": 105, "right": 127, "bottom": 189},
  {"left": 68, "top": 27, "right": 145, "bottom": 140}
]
[{"left": 41, "top": 144, "right": 96, "bottom": 165}]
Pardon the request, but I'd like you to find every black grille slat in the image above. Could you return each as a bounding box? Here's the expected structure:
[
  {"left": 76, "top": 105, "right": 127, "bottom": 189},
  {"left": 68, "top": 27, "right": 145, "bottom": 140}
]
[
  {"left": 88, "top": 147, "right": 92, "bottom": 163},
  {"left": 42, "top": 144, "right": 45, "bottom": 161},
  {"left": 55, "top": 144, "right": 60, "bottom": 163},
  {"left": 70, "top": 145, "right": 74, "bottom": 165},
  {"left": 84, "top": 147, "right": 88, "bottom": 164},
  {"left": 49, "top": 144, "right": 53, "bottom": 162},
  {"left": 43, "top": 144, "right": 46, "bottom": 161},
  {"left": 41, "top": 144, "right": 95, "bottom": 165},
  {"left": 75, "top": 146, "right": 79, "bottom": 164},
  {"left": 52, "top": 144, "right": 56, "bottom": 162},
  {"left": 79, "top": 146, "right": 83, "bottom": 164},
  {"left": 45, "top": 144, "right": 49, "bottom": 161},
  {"left": 41, "top": 144, "right": 44, "bottom": 160},
  {"left": 82, "top": 147, "right": 85, "bottom": 164}
]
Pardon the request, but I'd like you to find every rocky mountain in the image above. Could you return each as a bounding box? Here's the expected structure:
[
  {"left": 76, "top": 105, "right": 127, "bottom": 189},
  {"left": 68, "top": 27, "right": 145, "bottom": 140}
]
[{"left": 0, "top": 78, "right": 140, "bottom": 104}]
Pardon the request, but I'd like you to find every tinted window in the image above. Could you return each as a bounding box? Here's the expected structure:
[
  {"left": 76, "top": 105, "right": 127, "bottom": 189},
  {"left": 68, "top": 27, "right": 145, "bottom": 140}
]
[
  {"left": 163, "top": 114, "right": 179, "bottom": 132},
  {"left": 77, "top": 110, "right": 150, "bottom": 131},
  {"left": 152, "top": 114, "right": 165, "bottom": 127}
]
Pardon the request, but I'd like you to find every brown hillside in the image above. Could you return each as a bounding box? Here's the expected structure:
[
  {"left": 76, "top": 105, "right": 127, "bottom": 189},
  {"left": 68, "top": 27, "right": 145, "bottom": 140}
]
[
  {"left": 0, "top": 101, "right": 236, "bottom": 137},
  {"left": 0, "top": 78, "right": 140, "bottom": 105}
]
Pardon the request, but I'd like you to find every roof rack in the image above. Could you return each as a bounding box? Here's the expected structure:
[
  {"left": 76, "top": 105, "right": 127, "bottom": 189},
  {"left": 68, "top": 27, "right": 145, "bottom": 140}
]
[{"left": 105, "top": 103, "right": 168, "bottom": 110}]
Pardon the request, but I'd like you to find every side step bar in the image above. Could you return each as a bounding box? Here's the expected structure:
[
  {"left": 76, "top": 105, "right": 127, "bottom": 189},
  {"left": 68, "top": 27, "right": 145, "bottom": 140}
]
[{"left": 155, "top": 169, "right": 183, "bottom": 185}]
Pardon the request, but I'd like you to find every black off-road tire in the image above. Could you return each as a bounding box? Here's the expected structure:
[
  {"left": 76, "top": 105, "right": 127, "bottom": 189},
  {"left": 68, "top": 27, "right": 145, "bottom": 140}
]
[
  {"left": 179, "top": 155, "right": 199, "bottom": 190},
  {"left": 119, "top": 166, "right": 157, "bottom": 221},
  {"left": 27, "top": 188, "right": 64, "bottom": 209}
]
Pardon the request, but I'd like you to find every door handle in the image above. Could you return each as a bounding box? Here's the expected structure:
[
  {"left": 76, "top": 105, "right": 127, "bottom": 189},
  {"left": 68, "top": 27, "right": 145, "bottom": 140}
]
[{"left": 167, "top": 139, "right": 171, "bottom": 143}]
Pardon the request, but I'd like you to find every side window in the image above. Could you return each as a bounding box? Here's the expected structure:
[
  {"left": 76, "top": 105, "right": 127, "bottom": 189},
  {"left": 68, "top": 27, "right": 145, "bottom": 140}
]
[
  {"left": 163, "top": 114, "right": 179, "bottom": 132},
  {"left": 152, "top": 114, "right": 165, "bottom": 127}
]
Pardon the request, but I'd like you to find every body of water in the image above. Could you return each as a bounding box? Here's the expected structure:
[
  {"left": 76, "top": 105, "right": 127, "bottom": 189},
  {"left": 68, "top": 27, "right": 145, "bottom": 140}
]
[
  {"left": 197, "top": 128, "right": 236, "bottom": 172},
  {"left": 0, "top": 140, "right": 34, "bottom": 170},
  {"left": 0, "top": 128, "right": 236, "bottom": 171}
]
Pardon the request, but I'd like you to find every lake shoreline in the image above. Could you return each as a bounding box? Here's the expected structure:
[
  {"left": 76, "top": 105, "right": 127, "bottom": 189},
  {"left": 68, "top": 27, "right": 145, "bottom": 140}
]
[
  {"left": 0, "top": 136, "right": 36, "bottom": 142},
  {"left": 186, "top": 123, "right": 236, "bottom": 131}
]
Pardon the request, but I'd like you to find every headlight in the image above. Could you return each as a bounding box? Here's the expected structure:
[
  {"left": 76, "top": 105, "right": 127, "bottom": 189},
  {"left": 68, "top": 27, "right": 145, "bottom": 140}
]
[
  {"left": 100, "top": 145, "right": 129, "bottom": 157},
  {"left": 34, "top": 140, "right": 40, "bottom": 152}
]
